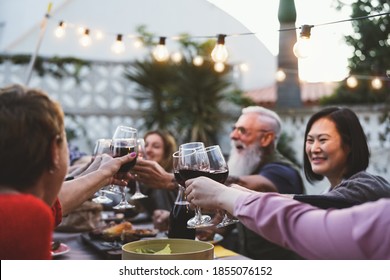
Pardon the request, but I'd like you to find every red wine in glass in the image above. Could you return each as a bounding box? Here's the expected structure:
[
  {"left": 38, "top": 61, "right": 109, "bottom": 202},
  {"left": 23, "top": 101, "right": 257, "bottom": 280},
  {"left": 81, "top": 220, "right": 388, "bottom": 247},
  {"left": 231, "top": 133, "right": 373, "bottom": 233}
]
[
  {"left": 178, "top": 169, "right": 210, "bottom": 182},
  {"left": 207, "top": 170, "right": 229, "bottom": 183},
  {"left": 174, "top": 171, "right": 186, "bottom": 187},
  {"left": 111, "top": 145, "right": 137, "bottom": 173}
]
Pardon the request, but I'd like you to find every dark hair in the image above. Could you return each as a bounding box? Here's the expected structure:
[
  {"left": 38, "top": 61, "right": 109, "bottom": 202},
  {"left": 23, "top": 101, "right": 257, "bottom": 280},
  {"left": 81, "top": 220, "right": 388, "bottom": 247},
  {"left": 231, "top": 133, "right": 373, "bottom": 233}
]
[
  {"left": 143, "top": 130, "right": 177, "bottom": 171},
  {"left": 0, "top": 84, "right": 65, "bottom": 190},
  {"left": 303, "top": 107, "right": 369, "bottom": 183}
]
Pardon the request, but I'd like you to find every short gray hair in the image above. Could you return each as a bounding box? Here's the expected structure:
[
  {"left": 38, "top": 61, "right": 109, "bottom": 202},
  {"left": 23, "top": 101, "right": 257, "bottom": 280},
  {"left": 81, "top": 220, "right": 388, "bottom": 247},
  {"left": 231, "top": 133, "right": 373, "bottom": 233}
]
[{"left": 242, "top": 106, "right": 282, "bottom": 141}]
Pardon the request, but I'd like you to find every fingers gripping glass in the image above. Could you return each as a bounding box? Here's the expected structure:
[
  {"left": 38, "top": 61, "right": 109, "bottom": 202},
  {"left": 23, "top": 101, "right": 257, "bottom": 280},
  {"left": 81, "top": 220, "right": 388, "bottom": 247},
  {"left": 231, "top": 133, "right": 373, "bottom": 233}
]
[
  {"left": 177, "top": 143, "right": 214, "bottom": 228},
  {"left": 111, "top": 125, "right": 137, "bottom": 210},
  {"left": 91, "top": 139, "right": 114, "bottom": 204},
  {"left": 205, "top": 145, "right": 239, "bottom": 228}
]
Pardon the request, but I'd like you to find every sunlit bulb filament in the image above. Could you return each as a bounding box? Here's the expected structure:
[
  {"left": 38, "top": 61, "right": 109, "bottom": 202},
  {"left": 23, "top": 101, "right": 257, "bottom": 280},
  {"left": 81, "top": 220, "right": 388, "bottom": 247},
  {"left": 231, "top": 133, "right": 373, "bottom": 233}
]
[
  {"left": 211, "top": 34, "right": 228, "bottom": 63},
  {"left": 293, "top": 25, "right": 313, "bottom": 59},
  {"left": 54, "top": 21, "right": 66, "bottom": 38},
  {"left": 214, "top": 62, "right": 225, "bottom": 72},
  {"left": 193, "top": 56, "right": 204, "bottom": 66},
  {"left": 276, "top": 69, "right": 286, "bottom": 82},
  {"left": 346, "top": 76, "right": 358, "bottom": 88},
  {"left": 111, "top": 34, "right": 125, "bottom": 54},
  {"left": 152, "top": 37, "right": 169, "bottom": 62},
  {"left": 171, "top": 52, "right": 183, "bottom": 63},
  {"left": 79, "top": 29, "right": 91, "bottom": 47},
  {"left": 371, "top": 77, "right": 383, "bottom": 90}
]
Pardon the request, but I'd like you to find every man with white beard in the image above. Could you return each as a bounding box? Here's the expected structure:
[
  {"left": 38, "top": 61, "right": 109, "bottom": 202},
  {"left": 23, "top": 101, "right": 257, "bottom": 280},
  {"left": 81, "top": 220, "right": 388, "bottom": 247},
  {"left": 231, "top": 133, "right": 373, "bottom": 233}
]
[{"left": 226, "top": 106, "right": 304, "bottom": 259}]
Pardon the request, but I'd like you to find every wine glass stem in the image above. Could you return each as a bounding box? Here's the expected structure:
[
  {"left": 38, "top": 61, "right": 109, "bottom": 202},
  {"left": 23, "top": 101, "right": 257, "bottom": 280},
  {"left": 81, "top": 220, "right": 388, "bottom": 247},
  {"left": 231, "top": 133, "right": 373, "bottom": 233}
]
[{"left": 195, "top": 206, "right": 203, "bottom": 224}]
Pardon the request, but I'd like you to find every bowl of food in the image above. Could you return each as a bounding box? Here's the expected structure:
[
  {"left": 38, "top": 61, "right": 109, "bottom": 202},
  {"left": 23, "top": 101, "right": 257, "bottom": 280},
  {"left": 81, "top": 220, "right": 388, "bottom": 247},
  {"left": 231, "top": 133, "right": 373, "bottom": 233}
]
[{"left": 122, "top": 238, "right": 214, "bottom": 260}]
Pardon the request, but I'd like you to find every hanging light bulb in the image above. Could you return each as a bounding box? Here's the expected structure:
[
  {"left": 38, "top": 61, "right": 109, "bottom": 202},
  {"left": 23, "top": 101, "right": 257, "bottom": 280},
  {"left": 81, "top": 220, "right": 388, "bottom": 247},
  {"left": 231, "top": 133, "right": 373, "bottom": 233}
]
[
  {"left": 171, "top": 52, "right": 183, "bottom": 63},
  {"left": 152, "top": 37, "right": 169, "bottom": 62},
  {"left": 54, "top": 21, "right": 66, "bottom": 38},
  {"left": 371, "top": 77, "right": 383, "bottom": 90},
  {"left": 239, "top": 63, "right": 249, "bottom": 72},
  {"left": 293, "top": 25, "right": 313, "bottom": 59},
  {"left": 193, "top": 55, "right": 204, "bottom": 66},
  {"left": 95, "top": 30, "right": 104, "bottom": 40},
  {"left": 276, "top": 69, "right": 287, "bottom": 82},
  {"left": 133, "top": 37, "right": 143, "bottom": 49},
  {"left": 346, "top": 76, "right": 358, "bottom": 88},
  {"left": 214, "top": 62, "right": 225, "bottom": 72},
  {"left": 211, "top": 34, "right": 228, "bottom": 63},
  {"left": 79, "top": 29, "right": 91, "bottom": 47},
  {"left": 111, "top": 34, "right": 125, "bottom": 54}
]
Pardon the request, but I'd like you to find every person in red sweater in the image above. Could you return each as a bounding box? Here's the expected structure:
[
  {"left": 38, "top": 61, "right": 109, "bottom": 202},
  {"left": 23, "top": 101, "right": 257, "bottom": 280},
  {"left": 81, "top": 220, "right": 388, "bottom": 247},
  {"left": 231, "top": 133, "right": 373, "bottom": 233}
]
[{"left": 0, "top": 84, "right": 135, "bottom": 259}]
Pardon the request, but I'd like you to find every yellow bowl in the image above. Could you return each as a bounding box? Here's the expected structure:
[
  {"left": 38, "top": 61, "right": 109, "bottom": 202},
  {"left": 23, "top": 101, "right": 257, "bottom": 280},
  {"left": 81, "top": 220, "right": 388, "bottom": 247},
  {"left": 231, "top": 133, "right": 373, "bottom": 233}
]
[{"left": 122, "top": 238, "right": 214, "bottom": 260}]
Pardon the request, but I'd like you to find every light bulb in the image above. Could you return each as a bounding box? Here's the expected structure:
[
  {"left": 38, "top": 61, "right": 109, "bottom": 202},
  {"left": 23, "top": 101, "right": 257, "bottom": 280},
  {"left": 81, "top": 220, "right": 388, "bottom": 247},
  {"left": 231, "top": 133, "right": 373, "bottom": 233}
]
[
  {"left": 346, "top": 76, "right": 358, "bottom": 88},
  {"left": 371, "top": 77, "right": 383, "bottom": 90},
  {"left": 193, "top": 56, "right": 204, "bottom": 66},
  {"left": 239, "top": 63, "right": 249, "bottom": 72},
  {"left": 214, "top": 62, "right": 225, "bottom": 72},
  {"left": 276, "top": 69, "right": 286, "bottom": 82},
  {"left": 152, "top": 37, "right": 169, "bottom": 62},
  {"left": 79, "top": 29, "right": 91, "bottom": 47},
  {"left": 95, "top": 30, "right": 104, "bottom": 40},
  {"left": 133, "top": 38, "right": 143, "bottom": 49},
  {"left": 211, "top": 34, "right": 228, "bottom": 63},
  {"left": 111, "top": 34, "right": 125, "bottom": 54},
  {"left": 293, "top": 25, "right": 313, "bottom": 59},
  {"left": 54, "top": 21, "right": 66, "bottom": 38},
  {"left": 171, "top": 52, "right": 183, "bottom": 63}
]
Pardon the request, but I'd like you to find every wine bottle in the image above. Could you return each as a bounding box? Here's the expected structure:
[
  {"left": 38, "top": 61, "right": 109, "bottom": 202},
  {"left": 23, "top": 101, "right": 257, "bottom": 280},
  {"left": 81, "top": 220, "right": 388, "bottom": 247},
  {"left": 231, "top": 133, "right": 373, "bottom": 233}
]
[{"left": 167, "top": 186, "right": 196, "bottom": 239}]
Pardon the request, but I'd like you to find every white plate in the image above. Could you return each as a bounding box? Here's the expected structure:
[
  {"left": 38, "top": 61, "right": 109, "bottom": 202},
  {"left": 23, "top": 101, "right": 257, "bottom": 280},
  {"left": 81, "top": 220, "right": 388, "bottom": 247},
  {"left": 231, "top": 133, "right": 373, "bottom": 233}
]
[
  {"left": 196, "top": 233, "right": 223, "bottom": 245},
  {"left": 51, "top": 243, "right": 70, "bottom": 257}
]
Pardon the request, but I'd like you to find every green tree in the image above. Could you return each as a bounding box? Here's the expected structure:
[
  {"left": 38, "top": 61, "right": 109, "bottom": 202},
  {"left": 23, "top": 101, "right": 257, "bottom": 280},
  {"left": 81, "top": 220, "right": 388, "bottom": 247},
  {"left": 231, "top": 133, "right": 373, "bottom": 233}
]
[{"left": 320, "top": 0, "right": 390, "bottom": 105}]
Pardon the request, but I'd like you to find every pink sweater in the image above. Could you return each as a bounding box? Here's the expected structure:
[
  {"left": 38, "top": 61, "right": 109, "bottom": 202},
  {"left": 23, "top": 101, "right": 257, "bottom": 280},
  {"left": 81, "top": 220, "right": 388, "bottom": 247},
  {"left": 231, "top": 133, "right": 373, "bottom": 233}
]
[{"left": 234, "top": 193, "right": 390, "bottom": 259}]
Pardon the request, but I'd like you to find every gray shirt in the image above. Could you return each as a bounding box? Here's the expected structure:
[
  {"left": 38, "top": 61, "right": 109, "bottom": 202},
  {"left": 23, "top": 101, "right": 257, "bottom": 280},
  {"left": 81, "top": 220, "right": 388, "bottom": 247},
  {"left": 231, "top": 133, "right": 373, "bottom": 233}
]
[{"left": 323, "top": 171, "right": 390, "bottom": 203}]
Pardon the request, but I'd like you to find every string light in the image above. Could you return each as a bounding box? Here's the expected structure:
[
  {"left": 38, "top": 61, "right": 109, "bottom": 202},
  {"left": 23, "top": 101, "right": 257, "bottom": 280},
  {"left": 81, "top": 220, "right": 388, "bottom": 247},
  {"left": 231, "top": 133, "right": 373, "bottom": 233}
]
[
  {"left": 346, "top": 76, "right": 358, "bottom": 88},
  {"left": 79, "top": 28, "right": 91, "bottom": 47},
  {"left": 133, "top": 37, "right": 143, "bottom": 49},
  {"left": 54, "top": 21, "right": 66, "bottom": 38},
  {"left": 371, "top": 77, "right": 383, "bottom": 90},
  {"left": 293, "top": 25, "right": 313, "bottom": 59},
  {"left": 211, "top": 34, "right": 228, "bottom": 63},
  {"left": 276, "top": 69, "right": 287, "bottom": 82},
  {"left": 152, "top": 37, "right": 169, "bottom": 62},
  {"left": 214, "top": 62, "right": 225, "bottom": 72},
  {"left": 111, "top": 34, "right": 125, "bottom": 54},
  {"left": 193, "top": 55, "right": 204, "bottom": 66},
  {"left": 171, "top": 51, "right": 183, "bottom": 63},
  {"left": 95, "top": 30, "right": 104, "bottom": 40}
]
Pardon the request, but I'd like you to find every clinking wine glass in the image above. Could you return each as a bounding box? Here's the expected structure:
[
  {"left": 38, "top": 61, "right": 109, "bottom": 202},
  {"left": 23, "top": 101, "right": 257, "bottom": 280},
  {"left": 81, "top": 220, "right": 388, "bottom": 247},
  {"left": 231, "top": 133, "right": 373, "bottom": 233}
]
[
  {"left": 91, "top": 138, "right": 114, "bottom": 204},
  {"left": 178, "top": 145, "right": 214, "bottom": 228},
  {"left": 130, "top": 138, "right": 148, "bottom": 200},
  {"left": 111, "top": 125, "right": 137, "bottom": 210},
  {"left": 204, "top": 145, "right": 239, "bottom": 228}
]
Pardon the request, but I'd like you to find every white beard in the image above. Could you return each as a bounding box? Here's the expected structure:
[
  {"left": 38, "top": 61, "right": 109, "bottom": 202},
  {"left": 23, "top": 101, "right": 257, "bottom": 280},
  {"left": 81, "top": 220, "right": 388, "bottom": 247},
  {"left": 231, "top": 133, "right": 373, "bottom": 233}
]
[{"left": 227, "top": 140, "right": 262, "bottom": 176}]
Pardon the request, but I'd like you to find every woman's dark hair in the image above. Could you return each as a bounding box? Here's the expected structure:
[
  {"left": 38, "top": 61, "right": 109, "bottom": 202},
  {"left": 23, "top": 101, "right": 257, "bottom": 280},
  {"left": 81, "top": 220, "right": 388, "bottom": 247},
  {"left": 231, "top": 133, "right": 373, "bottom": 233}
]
[{"left": 303, "top": 107, "right": 369, "bottom": 183}]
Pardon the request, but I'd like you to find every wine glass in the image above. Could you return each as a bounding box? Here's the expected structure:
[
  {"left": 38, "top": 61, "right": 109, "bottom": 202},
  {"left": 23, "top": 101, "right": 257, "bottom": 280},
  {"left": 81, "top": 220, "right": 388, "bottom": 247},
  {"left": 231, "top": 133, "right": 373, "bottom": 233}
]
[
  {"left": 178, "top": 144, "right": 214, "bottom": 228},
  {"left": 91, "top": 139, "right": 114, "bottom": 204},
  {"left": 130, "top": 138, "right": 148, "bottom": 200},
  {"left": 111, "top": 125, "right": 137, "bottom": 210},
  {"left": 205, "top": 145, "right": 239, "bottom": 228}
]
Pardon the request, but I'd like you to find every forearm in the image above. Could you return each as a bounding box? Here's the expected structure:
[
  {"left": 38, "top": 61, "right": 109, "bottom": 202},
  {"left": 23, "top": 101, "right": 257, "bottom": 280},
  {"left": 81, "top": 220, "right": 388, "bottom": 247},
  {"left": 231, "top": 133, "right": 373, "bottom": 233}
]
[
  {"left": 233, "top": 193, "right": 364, "bottom": 259},
  {"left": 59, "top": 170, "right": 110, "bottom": 215}
]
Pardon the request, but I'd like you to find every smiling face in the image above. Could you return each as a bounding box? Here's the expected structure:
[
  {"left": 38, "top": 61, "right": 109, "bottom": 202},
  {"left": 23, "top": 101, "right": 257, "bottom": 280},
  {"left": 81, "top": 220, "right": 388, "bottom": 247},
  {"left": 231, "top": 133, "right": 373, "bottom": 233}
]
[
  {"left": 144, "top": 133, "right": 165, "bottom": 164},
  {"left": 305, "top": 117, "right": 351, "bottom": 187}
]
